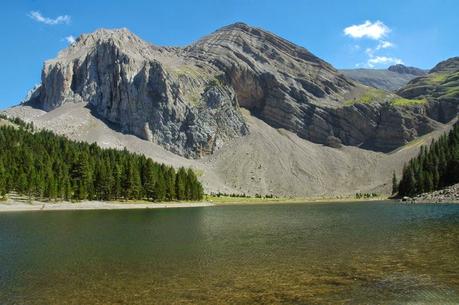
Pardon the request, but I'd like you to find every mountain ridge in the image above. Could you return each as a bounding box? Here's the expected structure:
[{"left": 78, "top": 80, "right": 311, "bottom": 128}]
[
  {"left": 21, "top": 24, "right": 447, "bottom": 158},
  {"left": 340, "top": 64, "right": 427, "bottom": 91}
]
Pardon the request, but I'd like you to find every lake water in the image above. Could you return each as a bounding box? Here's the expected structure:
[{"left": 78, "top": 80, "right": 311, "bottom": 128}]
[{"left": 0, "top": 202, "right": 458, "bottom": 304}]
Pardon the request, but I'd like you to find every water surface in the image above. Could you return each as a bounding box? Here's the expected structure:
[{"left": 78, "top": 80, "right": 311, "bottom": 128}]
[{"left": 0, "top": 202, "right": 458, "bottom": 304}]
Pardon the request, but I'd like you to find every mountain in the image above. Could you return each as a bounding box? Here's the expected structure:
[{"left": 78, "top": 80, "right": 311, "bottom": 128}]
[
  {"left": 2, "top": 24, "right": 457, "bottom": 196},
  {"left": 387, "top": 64, "right": 426, "bottom": 76},
  {"left": 22, "top": 24, "right": 440, "bottom": 156},
  {"left": 340, "top": 64, "right": 427, "bottom": 91},
  {"left": 397, "top": 57, "right": 459, "bottom": 123}
]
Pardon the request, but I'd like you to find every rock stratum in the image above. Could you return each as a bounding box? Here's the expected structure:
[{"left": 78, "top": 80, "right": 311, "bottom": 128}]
[
  {"left": 23, "top": 23, "right": 451, "bottom": 157},
  {"left": 397, "top": 57, "right": 459, "bottom": 124}
]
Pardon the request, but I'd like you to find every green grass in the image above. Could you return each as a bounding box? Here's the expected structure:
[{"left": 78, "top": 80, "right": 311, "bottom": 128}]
[
  {"left": 390, "top": 97, "right": 427, "bottom": 107},
  {"left": 427, "top": 73, "right": 448, "bottom": 84},
  {"left": 173, "top": 65, "right": 203, "bottom": 78},
  {"left": 345, "top": 88, "right": 388, "bottom": 105}
]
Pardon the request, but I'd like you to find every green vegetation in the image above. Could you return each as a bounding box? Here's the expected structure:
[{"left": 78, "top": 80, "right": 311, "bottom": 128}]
[
  {"left": 0, "top": 119, "right": 203, "bottom": 202},
  {"left": 354, "top": 193, "right": 379, "bottom": 199},
  {"left": 345, "top": 88, "right": 388, "bottom": 105},
  {"left": 397, "top": 123, "right": 459, "bottom": 197},
  {"left": 390, "top": 97, "right": 427, "bottom": 107},
  {"left": 392, "top": 172, "right": 398, "bottom": 195},
  {"left": 428, "top": 72, "right": 448, "bottom": 84}
]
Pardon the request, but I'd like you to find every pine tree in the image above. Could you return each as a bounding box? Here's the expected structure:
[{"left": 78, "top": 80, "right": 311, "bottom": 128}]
[
  {"left": 0, "top": 159, "right": 6, "bottom": 197},
  {"left": 0, "top": 121, "right": 204, "bottom": 202},
  {"left": 397, "top": 123, "right": 459, "bottom": 196},
  {"left": 391, "top": 172, "right": 398, "bottom": 195},
  {"left": 155, "top": 172, "right": 166, "bottom": 201},
  {"left": 143, "top": 160, "right": 157, "bottom": 200},
  {"left": 72, "top": 153, "right": 91, "bottom": 200},
  {"left": 175, "top": 168, "right": 187, "bottom": 200}
]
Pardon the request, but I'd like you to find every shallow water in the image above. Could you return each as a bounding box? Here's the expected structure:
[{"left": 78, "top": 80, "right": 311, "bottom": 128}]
[{"left": 0, "top": 201, "right": 458, "bottom": 304}]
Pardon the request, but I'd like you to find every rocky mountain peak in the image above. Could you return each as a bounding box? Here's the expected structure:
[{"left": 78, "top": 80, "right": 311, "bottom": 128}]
[
  {"left": 52, "top": 28, "right": 158, "bottom": 64},
  {"left": 387, "top": 64, "right": 426, "bottom": 76},
  {"left": 190, "top": 22, "right": 329, "bottom": 69},
  {"left": 429, "top": 57, "right": 459, "bottom": 73}
]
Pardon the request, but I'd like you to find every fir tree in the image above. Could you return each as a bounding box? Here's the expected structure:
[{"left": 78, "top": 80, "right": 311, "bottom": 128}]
[
  {"left": 0, "top": 121, "right": 204, "bottom": 202},
  {"left": 397, "top": 123, "right": 459, "bottom": 196},
  {"left": 392, "top": 172, "right": 398, "bottom": 195}
]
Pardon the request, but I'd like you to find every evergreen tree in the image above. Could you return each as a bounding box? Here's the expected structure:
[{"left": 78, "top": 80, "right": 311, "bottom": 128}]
[
  {"left": 398, "top": 123, "right": 459, "bottom": 196},
  {"left": 0, "top": 121, "right": 204, "bottom": 202},
  {"left": 0, "top": 160, "right": 5, "bottom": 197},
  {"left": 175, "top": 168, "right": 187, "bottom": 200},
  {"left": 391, "top": 172, "right": 398, "bottom": 195}
]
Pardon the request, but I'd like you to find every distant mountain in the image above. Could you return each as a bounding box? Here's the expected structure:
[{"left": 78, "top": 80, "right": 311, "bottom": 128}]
[
  {"left": 387, "top": 64, "right": 426, "bottom": 76},
  {"left": 340, "top": 64, "right": 427, "bottom": 91}
]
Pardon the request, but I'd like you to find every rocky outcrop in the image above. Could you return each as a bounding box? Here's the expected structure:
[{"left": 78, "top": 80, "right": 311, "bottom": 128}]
[
  {"left": 397, "top": 56, "right": 459, "bottom": 125},
  {"left": 27, "top": 29, "right": 248, "bottom": 158},
  {"left": 25, "top": 24, "right": 455, "bottom": 158},
  {"left": 429, "top": 57, "right": 459, "bottom": 73},
  {"left": 406, "top": 183, "right": 459, "bottom": 203},
  {"left": 388, "top": 64, "right": 426, "bottom": 76}
]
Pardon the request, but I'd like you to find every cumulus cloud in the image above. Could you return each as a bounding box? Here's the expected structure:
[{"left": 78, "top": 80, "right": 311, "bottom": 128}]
[
  {"left": 367, "top": 56, "right": 403, "bottom": 67},
  {"left": 28, "top": 11, "right": 71, "bottom": 25},
  {"left": 65, "top": 35, "right": 76, "bottom": 44},
  {"left": 344, "top": 20, "right": 390, "bottom": 40},
  {"left": 344, "top": 20, "right": 402, "bottom": 68}
]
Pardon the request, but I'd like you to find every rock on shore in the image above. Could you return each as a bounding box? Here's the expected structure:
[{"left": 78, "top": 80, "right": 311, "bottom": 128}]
[{"left": 407, "top": 183, "right": 459, "bottom": 203}]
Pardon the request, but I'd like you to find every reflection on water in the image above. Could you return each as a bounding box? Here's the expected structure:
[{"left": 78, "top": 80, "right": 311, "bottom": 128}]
[{"left": 0, "top": 202, "right": 458, "bottom": 304}]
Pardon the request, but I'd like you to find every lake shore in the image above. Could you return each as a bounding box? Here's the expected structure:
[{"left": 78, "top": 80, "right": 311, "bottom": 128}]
[
  {"left": 0, "top": 199, "right": 214, "bottom": 212},
  {"left": 0, "top": 196, "right": 393, "bottom": 212},
  {"left": 208, "top": 195, "right": 391, "bottom": 205}
]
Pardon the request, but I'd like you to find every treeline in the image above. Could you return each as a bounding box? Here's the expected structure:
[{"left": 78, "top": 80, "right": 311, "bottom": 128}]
[
  {"left": 0, "top": 122, "right": 203, "bottom": 202},
  {"left": 396, "top": 123, "right": 459, "bottom": 196}
]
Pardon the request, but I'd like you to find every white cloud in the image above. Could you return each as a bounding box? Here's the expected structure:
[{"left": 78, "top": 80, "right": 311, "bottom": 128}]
[
  {"left": 28, "top": 11, "right": 71, "bottom": 25},
  {"left": 344, "top": 20, "right": 390, "bottom": 40},
  {"left": 376, "top": 40, "right": 394, "bottom": 50},
  {"left": 365, "top": 40, "right": 394, "bottom": 58},
  {"left": 65, "top": 35, "right": 76, "bottom": 44},
  {"left": 367, "top": 56, "right": 403, "bottom": 68}
]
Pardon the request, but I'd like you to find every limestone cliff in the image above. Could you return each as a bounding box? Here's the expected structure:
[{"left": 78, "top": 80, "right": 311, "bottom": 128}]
[{"left": 25, "top": 24, "right": 451, "bottom": 157}]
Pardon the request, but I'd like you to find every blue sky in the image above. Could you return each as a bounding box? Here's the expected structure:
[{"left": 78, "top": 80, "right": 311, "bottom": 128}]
[{"left": 1, "top": 0, "right": 458, "bottom": 108}]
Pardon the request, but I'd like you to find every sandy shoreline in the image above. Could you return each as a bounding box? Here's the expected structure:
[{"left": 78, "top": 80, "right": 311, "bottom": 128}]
[
  {"left": 0, "top": 197, "right": 392, "bottom": 212},
  {"left": 2, "top": 196, "right": 455, "bottom": 213},
  {"left": 0, "top": 200, "right": 215, "bottom": 212},
  {"left": 208, "top": 196, "right": 392, "bottom": 205}
]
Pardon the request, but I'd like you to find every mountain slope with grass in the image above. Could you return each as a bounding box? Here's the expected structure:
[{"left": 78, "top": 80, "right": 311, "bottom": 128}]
[{"left": 397, "top": 57, "right": 459, "bottom": 124}]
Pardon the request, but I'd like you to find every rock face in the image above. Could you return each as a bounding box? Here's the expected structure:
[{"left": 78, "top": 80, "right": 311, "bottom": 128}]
[
  {"left": 397, "top": 57, "right": 459, "bottom": 124},
  {"left": 388, "top": 64, "right": 426, "bottom": 76},
  {"left": 25, "top": 23, "right": 453, "bottom": 157},
  {"left": 30, "top": 29, "right": 248, "bottom": 158}
]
